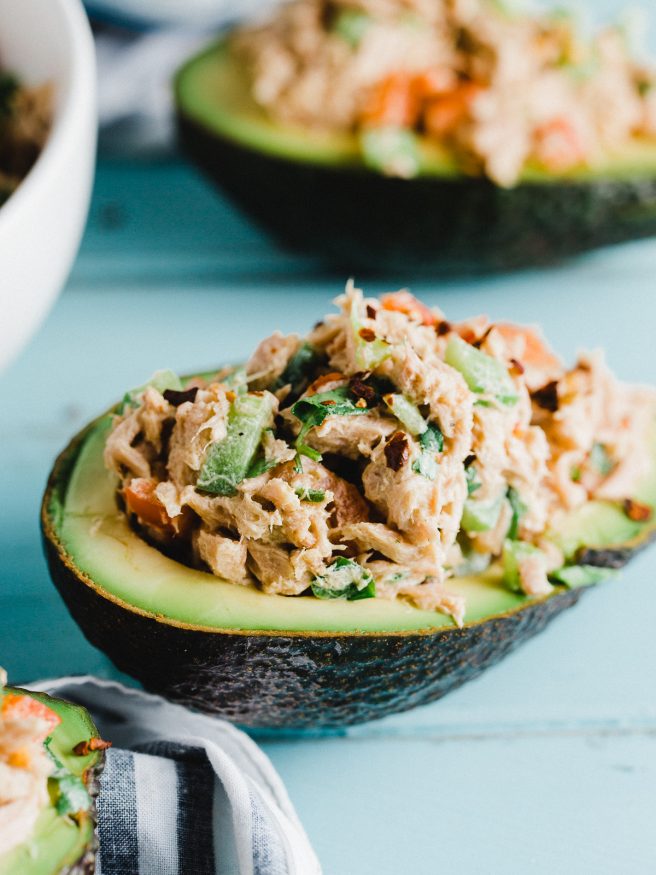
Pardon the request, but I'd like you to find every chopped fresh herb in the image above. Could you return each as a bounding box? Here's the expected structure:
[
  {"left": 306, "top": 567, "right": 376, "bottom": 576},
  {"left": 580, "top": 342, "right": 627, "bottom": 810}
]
[
  {"left": 272, "top": 343, "right": 322, "bottom": 395},
  {"left": 549, "top": 565, "right": 615, "bottom": 589},
  {"left": 311, "top": 557, "right": 376, "bottom": 600},
  {"left": 198, "top": 393, "right": 274, "bottom": 496},
  {"left": 445, "top": 335, "right": 518, "bottom": 405},
  {"left": 412, "top": 453, "right": 438, "bottom": 480},
  {"left": 295, "top": 487, "right": 326, "bottom": 502},
  {"left": 292, "top": 385, "right": 369, "bottom": 462},
  {"left": 506, "top": 486, "right": 526, "bottom": 540},
  {"left": 465, "top": 464, "right": 481, "bottom": 495},
  {"left": 331, "top": 7, "right": 371, "bottom": 46},
  {"left": 360, "top": 126, "right": 421, "bottom": 179},
  {"left": 419, "top": 422, "right": 444, "bottom": 453},
  {"left": 246, "top": 451, "right": 279, "bottom": 479},
  {"left": 589, "top": 442, "right": 614, "bottom": 477}
]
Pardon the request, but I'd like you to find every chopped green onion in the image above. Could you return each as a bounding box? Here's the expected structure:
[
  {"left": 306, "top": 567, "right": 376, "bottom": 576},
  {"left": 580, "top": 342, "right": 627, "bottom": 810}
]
[
  {"left": 311, "top": 557, "right": 376, "bottom": 600},
  {"left": 295, "top": 487, "right": 326, "bottom": 503}
]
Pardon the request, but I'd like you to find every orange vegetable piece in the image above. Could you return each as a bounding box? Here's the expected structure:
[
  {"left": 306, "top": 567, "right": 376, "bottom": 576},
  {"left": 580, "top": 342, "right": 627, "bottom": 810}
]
[
  {"left": 361, "top": 73, "right": 420, "bottom": 128},
  {"left": 494, "top": 323, "right": 562, "bottom": 374},
  {"left": 123, "top": 478, "right": 191, "bottom": 537},
  {"left": 424, "top": 82, "right": 482, "bottom": 138},
  {"left": 380, "top": 291, "right": 438, "bottom": 326},
  {"left": 2, "top": 693, "right": 61, "bottom": 738},
  {"left": 533, "top": 117, "right": 586, "bottom": 172}
]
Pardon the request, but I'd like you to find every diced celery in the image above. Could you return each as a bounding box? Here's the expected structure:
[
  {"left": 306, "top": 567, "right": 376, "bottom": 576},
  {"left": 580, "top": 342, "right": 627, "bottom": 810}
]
[
  {"left": 332, "top": 8, "right": 370, "bottom": 46},
  {"left": 223, "top": 366, "right": 248, "bottom": 394},
  {"left": 549, "top": 565, "right": 615, "bottom": 589},
  {"left": 383, "top": 394, "right": 427, "bottom": 435},
  {"left": 445, "top": 335, "right": 518, "bottom": 405},
  {"left": 461, "top": 496, "right": 504, "bottom": 533},
  {"left": 360, "top": 126, "right": 421, "bottom": 179},
  {"left": 197, "top": 393, "right": 274, "bottom": 496},
  {"left": 502, "top": 539, "right": 542, "bottom": 592}
]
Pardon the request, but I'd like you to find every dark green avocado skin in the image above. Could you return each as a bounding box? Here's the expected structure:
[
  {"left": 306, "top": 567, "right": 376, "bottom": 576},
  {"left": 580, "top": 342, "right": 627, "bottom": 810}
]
[
  {"left": 43, "top": 540, "right": 582, "bottom": 729},
  {"left": 177, "top": 113, "right": 656, "bottom": 274}
]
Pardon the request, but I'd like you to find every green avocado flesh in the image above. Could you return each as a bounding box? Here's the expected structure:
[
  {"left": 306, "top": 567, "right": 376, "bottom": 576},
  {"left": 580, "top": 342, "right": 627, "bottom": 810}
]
[
  {"left": 49, "top": 413, "right": 656, "bottom": 635},
  {"left": 0, "top": 690, "right": 101, "bottom": 875},
  {"left": 175, "top": 40, "right": 656, "bottom": 183}
]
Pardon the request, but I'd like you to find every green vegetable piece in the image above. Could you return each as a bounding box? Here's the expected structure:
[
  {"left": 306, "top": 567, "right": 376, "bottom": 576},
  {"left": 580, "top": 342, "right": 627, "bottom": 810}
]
[
  {"left": 506, "top": 486, "right": 527, "bottom": 540},
  {"left": 384, "top": 394, "right": 427, "bottom": 435},
  {"left": 419, "top": 422, "right": 444, "bottom": 453},
  {"left": 360, "top": 126, "right": 421, "bottom": 179},
  {"left": 311, "top": 557, "right": 376, "bottom": 601},
  {"left": 502, "top": 539, "right": 543, "bottom": 592},
  {"left": 350, "top": 300, "right": 392, "bottom": 371},
  {"left": 465, "top": 464, "right": 481, "bottom": 495},
  {"left": 292, "top": 385, "right": 369, "bottom": 461},
  {"left": 272, "top": 343, "right": 322, "bottom": 394},
  {"left": 445, "top": 335, "right": 518, "bottom": 405},
  {"left": 295, "top": 487, "right": 326, "bottom": 502},
  {"left": 121, "top": 369, "right": 183, "bottom": 412},
  {"left": 198, "top": 393, "right": 274, "bottom": 495},
  {"left": 589, "top": 442, "right": 614, "bottom": 477},
  {"left": 52, "top": 773, "right": 91, "bottom": 817},
  {"left": 332, "top": 8, "right": 371, "bottom": 46},
  {"left": 223, "top": 366, "right": 248, "bottom": 394},
  {"left": 461, "top": 496, "right": 504, "bottom": 533},
  {"left": 246, "top": 451, "right": 279, "bottom": 479},
  {"left": 549, "top": 564, "right": 615, "bottom": 589},
  {"left": 411, "top": 422, "right": 444, "bottom": 480}
]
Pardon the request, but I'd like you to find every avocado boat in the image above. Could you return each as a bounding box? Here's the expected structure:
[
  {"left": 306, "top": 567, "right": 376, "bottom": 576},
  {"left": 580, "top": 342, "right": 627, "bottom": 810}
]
[
  {"left": 41, "top": 387, "right": 656, "bottom": 729},
  {"left": 0, "top": 685, "right": 107, "bottom": 875},
  {"left": 174, "top": 39, "right": 656, "bottom": 274}
]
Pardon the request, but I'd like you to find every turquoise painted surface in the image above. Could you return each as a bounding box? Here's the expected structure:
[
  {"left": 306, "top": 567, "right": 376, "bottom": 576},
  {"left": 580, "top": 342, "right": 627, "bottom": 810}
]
[{"left": 2, "top": 158, "right": 656, "bottom": 874}]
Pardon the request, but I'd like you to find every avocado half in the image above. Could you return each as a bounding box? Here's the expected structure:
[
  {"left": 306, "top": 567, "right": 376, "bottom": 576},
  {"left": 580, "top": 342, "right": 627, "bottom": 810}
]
[
  {"left": 0, "top": 689, "right": 105, "bottom": 875},
  {"left": 40, "top": 388, "right": 656, "bottom": 729},
  {"left": 174, "top": 40, "right": 656, "bottom": 274}
]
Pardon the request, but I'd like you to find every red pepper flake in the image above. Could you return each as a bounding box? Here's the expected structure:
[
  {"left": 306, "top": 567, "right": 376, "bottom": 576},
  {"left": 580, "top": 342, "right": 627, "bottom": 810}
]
[
  {"left": 225, "top": 390, "right": 237, "bottom": 403},
  {"left": 436, "top": 320, "right": 452, "bottom": 336},
  {"left": 74, "top": 738, "right": 113, "bottom": 756},
  {"left": 623, "top": 498, "right": 653, "bottom": 523},
  {"left": 321, "top": 399, "right": 337, "bottom": 407},
  {"left": 359, "top": 327, "right": 377, "bottom": 343},
  {"left": 163, "top": 387, "right": 198, "bottom": 407},
  {"left": 509, "top": 358, "right": 525, "bottom": 376},
  {"left": 532, "top": 380, "right": 559, "bottom": 412},
  {"left": 355, "top": 398, "right": 368, "bottom": 409},
  {"left": 473, "top": 326, "right": 493, "bottom": 349},
  {"left": 349, "top": 373, "right": 377, "bottom": 405},
  {"left": 384, "top": 431, "right": 409, "bottom": 472},
  {"left": 366, "top": 305, "right": 378, "bottom": 319}
]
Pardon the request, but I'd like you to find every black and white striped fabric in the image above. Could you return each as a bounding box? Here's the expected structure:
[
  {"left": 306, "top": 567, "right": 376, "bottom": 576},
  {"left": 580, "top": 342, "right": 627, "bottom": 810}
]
[{"left": 33, "top": 677, "right": 321, "bottom": 875}]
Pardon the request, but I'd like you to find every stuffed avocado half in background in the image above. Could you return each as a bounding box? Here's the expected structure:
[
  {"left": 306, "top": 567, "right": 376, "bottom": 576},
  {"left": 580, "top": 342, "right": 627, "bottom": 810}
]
[
  {"left": 175, "top": 0, "right": 656, "bottom": 272},
  {"left": 0, "top": 669, "right": 108, "bottom": 875},
  {"left": 42, "top": 285, "right": 656, "bottom": 728}
]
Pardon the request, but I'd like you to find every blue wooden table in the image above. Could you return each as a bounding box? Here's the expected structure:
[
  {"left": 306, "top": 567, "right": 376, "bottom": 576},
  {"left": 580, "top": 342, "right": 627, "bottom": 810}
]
[{"left": 2, "top": 157, "right": 656, "bottom": 874}]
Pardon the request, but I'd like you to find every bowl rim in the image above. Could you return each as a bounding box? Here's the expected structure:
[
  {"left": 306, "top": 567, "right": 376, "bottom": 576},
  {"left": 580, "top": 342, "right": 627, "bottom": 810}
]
[{"left": 0, "top": 0, "right": 96, "bottom": 230}]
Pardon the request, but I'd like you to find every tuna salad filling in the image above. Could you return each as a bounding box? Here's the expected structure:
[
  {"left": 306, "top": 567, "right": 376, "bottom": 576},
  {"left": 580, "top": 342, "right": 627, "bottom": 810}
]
[
  {"left": 0, "top": 72, "right": 52, "bottom": 205},
  {"left": 0, "top": 670, "right": 60, "bottom": 856},
  {"left": 233, "top": 0, "right": 656, "bottom": 186},
  {"left": 104, "top": 285, "right": 655, "bottom": 626}
]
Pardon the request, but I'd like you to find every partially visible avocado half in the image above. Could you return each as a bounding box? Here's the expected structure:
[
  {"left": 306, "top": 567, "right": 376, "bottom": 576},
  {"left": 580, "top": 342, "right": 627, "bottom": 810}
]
[
  {"left": 0, "top": 689, "right": 105, "bottom": 875},
  {"left": 41, "top": 383, "right": 656, "bottom": 729},
  {"left": 173, "top": 40, "right": 656, "bottom": 273}
]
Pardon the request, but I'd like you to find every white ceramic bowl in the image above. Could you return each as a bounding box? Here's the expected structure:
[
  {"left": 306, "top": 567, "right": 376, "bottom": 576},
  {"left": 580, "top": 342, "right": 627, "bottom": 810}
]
[{"left": 0, "top": 0, "right": 96, "bottom": 373}]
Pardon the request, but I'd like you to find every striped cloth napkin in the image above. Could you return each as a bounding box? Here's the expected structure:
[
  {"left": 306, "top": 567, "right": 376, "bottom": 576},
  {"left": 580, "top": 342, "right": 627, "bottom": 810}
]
[{"left": 32, "top": 677, "right": 321, "bottom": 875}]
